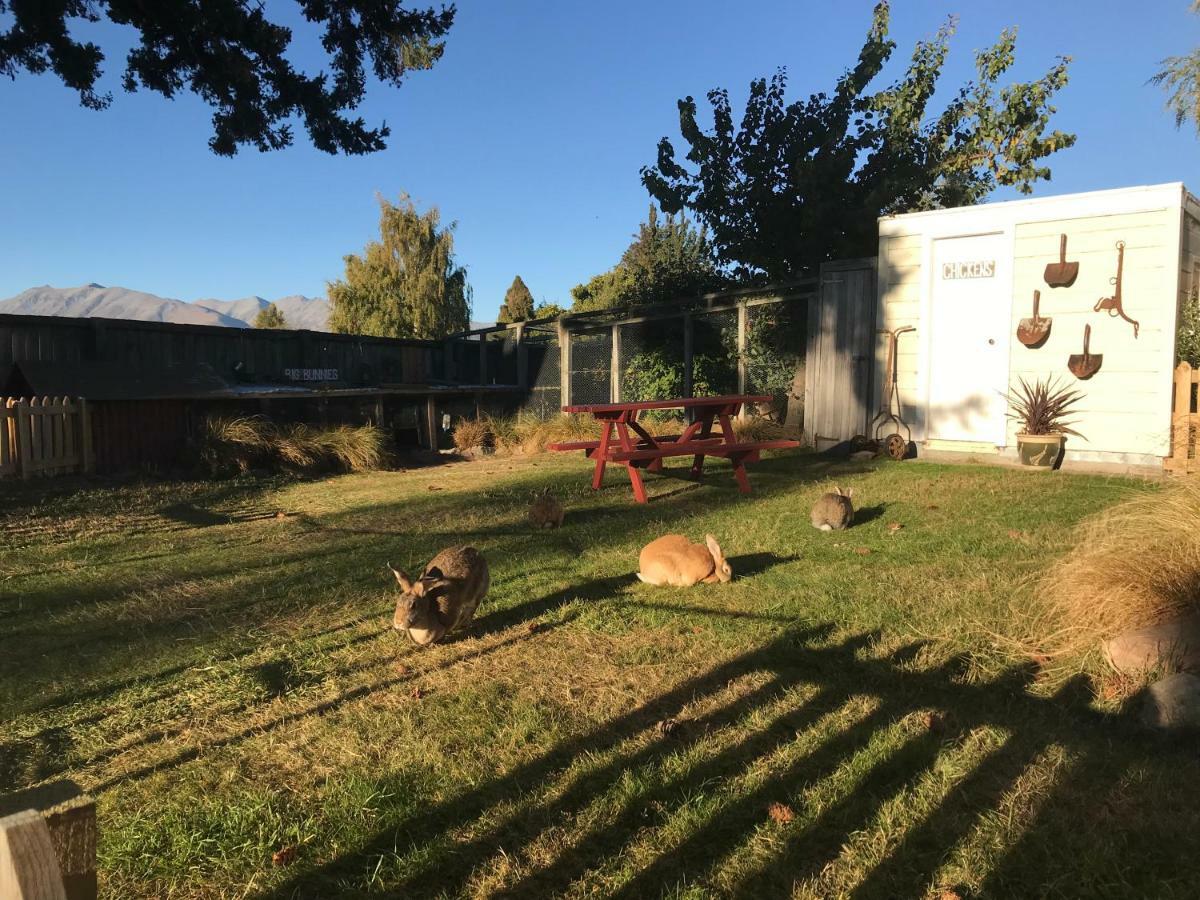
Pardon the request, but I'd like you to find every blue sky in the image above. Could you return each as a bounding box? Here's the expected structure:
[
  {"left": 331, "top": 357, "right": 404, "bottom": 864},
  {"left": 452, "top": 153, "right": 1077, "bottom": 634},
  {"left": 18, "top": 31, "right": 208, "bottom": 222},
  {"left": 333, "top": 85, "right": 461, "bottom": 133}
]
[{"left": 2, "top": 1, "right": 1199, "bottom": 321}]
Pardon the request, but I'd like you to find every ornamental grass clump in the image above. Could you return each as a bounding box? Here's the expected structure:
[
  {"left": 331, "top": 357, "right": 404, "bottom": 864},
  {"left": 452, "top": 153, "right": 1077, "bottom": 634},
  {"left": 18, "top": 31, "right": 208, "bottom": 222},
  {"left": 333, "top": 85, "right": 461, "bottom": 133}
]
[
  {"left": 198, "top": 415, "right": 389, "bottom": 475},
  {"left": 1004, "top": 376, "right": 1085, "bottom": 437}
]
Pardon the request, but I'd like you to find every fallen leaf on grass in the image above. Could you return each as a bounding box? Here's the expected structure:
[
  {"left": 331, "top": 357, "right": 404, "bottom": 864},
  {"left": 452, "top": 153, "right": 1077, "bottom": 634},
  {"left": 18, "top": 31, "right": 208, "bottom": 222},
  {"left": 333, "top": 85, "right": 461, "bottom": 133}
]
[
  {"left": 1007, "top": 529, "right": 1029, "bottom": 540},
  {"left": 767, "top": 802, "right": 794, "bottom": 824},
  {"left": 926, "top": 504, "right": 940, "bottom": 510},
  {"left": 410, "top": 686, "right": 425, "bottom": 700},
  {"left": 427, "top": 485, "right": 443, "bottom": 492},
  {"left": 921, "top": 711, "right": 946, "bottom": 734},
  {"left": 272, "top": 846, "right": 298, "bottom": 867},
  {"left": 656, "top": 718, "right": 680, "bottom": 737},
  {"left": 887, "top": 522, "right": 903, "bottom": 533},
  {"left": 853, "top": 547, "right": 872, "bottom": 556},
  {"left": 527, "top": 622, "right": 542, "bottom": 634},
  {"left": 394, "top": 662, "right": 410, "bottom": 676}
]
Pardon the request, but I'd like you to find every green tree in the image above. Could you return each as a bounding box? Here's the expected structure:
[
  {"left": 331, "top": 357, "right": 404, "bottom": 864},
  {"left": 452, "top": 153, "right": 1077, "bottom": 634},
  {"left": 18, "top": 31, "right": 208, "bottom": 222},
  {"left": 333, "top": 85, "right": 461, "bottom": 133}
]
[
  {"left": 497, "top": 275, "right": 536, "bottom": 323},
  {"left": 642, "top": 3, "right": 1074, "bottom": 280},
  {"left": 0, "top": 1, "right": 454, "bottom": 156},
  {"left": 1152, "top": 3, "right": 1200, "bottom": 136},
  {"left": 254, "top": 303, "right": 288, "bottom": 329},
  {"left": 328, "top": 195, "right": 471, "bottom": 339},
  {"left": 532, "top": 301, "right": 566, "bottom": 319},
  {"left": 570, "top": 204, "right": 723, "bottom": 312}
]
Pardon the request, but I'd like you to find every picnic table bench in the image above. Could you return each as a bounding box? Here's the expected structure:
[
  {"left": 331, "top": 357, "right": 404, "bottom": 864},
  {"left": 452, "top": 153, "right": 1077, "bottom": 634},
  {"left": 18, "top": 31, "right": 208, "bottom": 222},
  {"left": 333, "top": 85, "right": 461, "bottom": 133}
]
[{"left": 547, "top": 395, "right": 800, "bottom": 503}]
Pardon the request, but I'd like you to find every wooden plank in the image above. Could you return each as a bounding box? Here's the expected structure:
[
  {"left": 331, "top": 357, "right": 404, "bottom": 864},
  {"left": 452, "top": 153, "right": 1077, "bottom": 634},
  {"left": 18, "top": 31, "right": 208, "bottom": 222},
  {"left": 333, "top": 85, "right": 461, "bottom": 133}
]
[
  {"left": 564, "top": 394, "right": 770, "bottom": 415},
  {"left": 17, "top": 398, "right": 32, "bottom": 479},
  {"left": 0, "top": 810, "right": 67, "bottom": 900},
  {"left": 0, "top": 782, "right": 96, "bottom": 900}
]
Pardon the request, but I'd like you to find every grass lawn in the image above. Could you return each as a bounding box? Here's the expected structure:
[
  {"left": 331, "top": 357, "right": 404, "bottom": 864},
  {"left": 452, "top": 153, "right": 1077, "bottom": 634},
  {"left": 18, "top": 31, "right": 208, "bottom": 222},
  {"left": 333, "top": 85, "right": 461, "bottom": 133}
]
[{"left": 3, "top": 450, "right": 1198, "bottom": 898}]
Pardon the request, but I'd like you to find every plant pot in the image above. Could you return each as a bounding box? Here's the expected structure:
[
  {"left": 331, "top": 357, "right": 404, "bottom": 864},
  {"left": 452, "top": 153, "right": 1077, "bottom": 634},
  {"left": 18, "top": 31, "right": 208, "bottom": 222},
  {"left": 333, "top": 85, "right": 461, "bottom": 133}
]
[{"left": 1016, "top": 433, "right": 1065, "bottom": 469}]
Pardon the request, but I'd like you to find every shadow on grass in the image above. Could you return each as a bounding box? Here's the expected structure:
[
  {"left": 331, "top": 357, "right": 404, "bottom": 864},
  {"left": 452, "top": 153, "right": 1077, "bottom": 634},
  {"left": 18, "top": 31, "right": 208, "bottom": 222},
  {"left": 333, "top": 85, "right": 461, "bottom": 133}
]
[{"left": 252, "top": 620, "right": 1194, "bottom": 900}]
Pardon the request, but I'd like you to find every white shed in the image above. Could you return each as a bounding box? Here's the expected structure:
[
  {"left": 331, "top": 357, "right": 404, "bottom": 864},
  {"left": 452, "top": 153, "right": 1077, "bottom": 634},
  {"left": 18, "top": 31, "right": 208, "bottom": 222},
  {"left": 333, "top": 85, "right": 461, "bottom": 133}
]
[{"left": 874, "top": 182, "right": 1200, "bottom": 471}]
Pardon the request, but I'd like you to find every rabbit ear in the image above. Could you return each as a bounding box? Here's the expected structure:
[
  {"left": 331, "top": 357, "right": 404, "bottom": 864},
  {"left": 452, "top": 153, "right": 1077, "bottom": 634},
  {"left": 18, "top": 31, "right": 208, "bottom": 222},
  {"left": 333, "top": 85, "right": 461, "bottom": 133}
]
[
  {"left": 835, "top": 485, "right": 844, "bottom": 497},
  {"left": 846, "top": 488, "right": 854, "bottom": 499},
  {"left": 704, "top": 533, "right": 724, "bottom": 563},
  {"left": 388, "top": 564, "right": 413, "bottom": 591}
]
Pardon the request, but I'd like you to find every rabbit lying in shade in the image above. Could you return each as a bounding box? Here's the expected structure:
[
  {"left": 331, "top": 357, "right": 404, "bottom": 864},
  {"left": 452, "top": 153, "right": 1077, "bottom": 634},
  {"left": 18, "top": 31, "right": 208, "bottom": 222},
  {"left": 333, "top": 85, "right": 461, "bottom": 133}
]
[
  {"left": 636, "top": 534, "right": 732, "bottom": 587},
  {"left": 389, "top": 546, "right": 489, "bottom": 646}
]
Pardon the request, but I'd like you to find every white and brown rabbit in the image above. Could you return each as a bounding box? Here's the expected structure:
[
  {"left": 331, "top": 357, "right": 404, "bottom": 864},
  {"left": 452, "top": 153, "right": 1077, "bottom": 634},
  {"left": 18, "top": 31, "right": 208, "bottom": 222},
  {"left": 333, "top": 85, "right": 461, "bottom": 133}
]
[
  {"left": 528, "top": 492, "right": 565, "bottom": 529},
  {"left": 636, "top": 534, "right": 732, "bottom": 587},
  {"left": 811, "top": 486, "right": 854, "bottom": 531},
  {"left": 389, "top": 546, "right": 489, "bottom": 646}
]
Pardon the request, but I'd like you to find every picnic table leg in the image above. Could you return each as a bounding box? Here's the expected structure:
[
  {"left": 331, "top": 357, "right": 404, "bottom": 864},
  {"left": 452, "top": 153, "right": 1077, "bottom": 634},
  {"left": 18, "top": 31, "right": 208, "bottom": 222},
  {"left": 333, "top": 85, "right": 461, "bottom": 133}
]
[
  {"left": 730, "top": 452, "right": 752, "bottom": 494},
  {"left": 591, "top": 421, "right": 612, "bottom": 490},
  {"left": 615, "top": 417, "right": 650, "bottom": 503},
  {"left": 690, "top": 412, "right": 715, "bottom": 477}
]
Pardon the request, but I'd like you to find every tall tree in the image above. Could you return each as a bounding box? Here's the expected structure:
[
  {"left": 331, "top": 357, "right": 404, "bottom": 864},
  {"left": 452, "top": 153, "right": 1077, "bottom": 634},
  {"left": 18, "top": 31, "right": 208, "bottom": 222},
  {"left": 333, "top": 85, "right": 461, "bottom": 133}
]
[
  {"left": 0, "top": 1, "right": 454, "bottom": 156},
  {"left": 328, "top": 195, "right": 471, "bottom": 339},
  {"left": 570, "top": 204, "right": 723, "bottom": 312},
  {"left": 254, "top": 302, "right": 288, "bottom": 329},
  {"left": 642, "top": 3, "right": 1074, "bottom": 281},
  {"left": 1152, "top": 2, "right": 1200, "bottom": 136},
  {"left": 497, "top": 275, "right": 535, "bottom": 323}
]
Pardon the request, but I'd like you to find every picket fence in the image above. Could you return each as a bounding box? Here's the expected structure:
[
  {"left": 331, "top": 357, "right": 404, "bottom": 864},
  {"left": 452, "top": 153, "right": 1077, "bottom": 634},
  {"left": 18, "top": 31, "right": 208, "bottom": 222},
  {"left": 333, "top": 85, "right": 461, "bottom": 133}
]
[
  {"left": 0, "top": 396, "right": 94, "bottom": 479},
  {"left": 1167, "top": 362, "right": 1200, "bottom": 474}
]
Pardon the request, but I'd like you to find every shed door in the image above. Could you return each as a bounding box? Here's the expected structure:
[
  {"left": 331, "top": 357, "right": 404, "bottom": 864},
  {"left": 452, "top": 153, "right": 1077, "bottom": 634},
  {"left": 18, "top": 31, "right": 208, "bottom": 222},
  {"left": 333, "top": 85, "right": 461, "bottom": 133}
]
[{"left": 928, "top": 234, "right": 1010, "bottom": 444}]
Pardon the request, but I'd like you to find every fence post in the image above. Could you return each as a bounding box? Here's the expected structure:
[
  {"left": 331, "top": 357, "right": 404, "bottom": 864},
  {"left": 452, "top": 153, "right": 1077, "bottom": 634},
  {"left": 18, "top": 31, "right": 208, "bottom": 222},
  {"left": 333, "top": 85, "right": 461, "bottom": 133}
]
[
  {"left": 79, "top": 399, "right": 94, "bottom": 475},
  {"left": 736, "top": 301, "right": 748, "bottom": 419},
  {"left": 1169, "top": 362, "right": 1191, "bottom": 471},
  {"left": 610, "top": 324, "right": 621, "bottom": 403},
  {"left": 559, "top": 320, "right": 572, "bottom": 411},
  {"left": 424, "top": 396, "right": 438, "bottom": 451},
  {"left": 682, "top": 314, "right": 694, "bottom": 402},
  {"left": 478, "top": 333, "right": 489, "bottom": 386},
  {"left": 17, "top": 398, "right": 32, "bottom": 481},
  {"left": 516, "top": 324, "right": 528, "bottom": 392}
]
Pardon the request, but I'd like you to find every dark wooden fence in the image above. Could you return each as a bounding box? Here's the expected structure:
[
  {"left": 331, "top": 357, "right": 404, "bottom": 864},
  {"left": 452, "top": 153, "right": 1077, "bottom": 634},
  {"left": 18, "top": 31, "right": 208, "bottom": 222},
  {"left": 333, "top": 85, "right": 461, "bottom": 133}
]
[{"left": 0, "top": 314, "right": 436, "bottom": 386}]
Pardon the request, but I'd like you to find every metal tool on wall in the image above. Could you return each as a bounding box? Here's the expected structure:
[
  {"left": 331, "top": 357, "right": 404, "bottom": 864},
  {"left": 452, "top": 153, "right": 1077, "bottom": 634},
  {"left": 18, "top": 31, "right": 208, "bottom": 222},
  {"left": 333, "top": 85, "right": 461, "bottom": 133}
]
[
  {"left": 1044, "top": 234, "right": 1079, "bottom": 287},
  {"left": 1094, "top": 239, "right": 1139, "bottom": 338},
  {"left": 1067, "top": 323, "right": 1103, "bottom": 379},
  {"left": 1016, "top": 289, "right": 1052, "bottom": 347}
]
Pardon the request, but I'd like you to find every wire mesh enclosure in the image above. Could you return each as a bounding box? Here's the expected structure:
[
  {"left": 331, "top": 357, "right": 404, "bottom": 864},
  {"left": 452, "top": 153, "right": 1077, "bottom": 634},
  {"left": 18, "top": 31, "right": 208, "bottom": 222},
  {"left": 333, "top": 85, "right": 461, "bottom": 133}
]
[
  {"left": 617, "top": 319, "right": 687, "bottom": 404},
  {"left": 569, "top": 328, "right": 612, "bottom": 407},
  {"left": 690, "top": 309, "right": 740, "bottom": 398},
  {"left": 745, "top": 298, "right": 806, "bottom": 417},
  {"left": 523, "top": 324, "right": 561, "bottom": 417}
]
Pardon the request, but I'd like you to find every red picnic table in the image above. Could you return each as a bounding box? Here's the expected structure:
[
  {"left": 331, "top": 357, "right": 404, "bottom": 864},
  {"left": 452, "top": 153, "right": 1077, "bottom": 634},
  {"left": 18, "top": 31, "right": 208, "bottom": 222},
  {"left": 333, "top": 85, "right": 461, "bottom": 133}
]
[{"left": 547, "top": 394, "right": 800, "bottom": 503}]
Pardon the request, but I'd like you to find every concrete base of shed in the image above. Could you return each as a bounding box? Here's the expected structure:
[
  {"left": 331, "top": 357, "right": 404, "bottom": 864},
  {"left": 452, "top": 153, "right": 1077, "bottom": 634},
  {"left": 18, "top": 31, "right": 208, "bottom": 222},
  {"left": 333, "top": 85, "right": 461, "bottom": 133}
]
[{"left": 913, "top": 444, "right": 1164, "bottom": 479}]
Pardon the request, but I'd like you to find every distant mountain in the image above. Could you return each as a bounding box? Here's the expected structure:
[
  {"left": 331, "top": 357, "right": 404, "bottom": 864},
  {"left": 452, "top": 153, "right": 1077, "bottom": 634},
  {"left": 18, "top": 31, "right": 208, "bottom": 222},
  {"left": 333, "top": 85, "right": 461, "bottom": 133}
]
[{"left": 0, "top": 284, "right": 331, "bottom": 331}]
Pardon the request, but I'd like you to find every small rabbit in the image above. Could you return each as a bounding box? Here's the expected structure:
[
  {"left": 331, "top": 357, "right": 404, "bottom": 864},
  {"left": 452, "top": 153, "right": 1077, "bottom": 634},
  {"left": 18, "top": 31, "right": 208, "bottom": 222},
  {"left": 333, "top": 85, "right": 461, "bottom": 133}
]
[
  {"left": 528, "top": 492, "right": 565, "bottom": 529},
  {"left": 389, "top": 546, "right": 489, "bottom": 646},
  {"left": 636, "top": 534, "right": 732, "bottom": 587},
  {"left": 811, "top": 486, "right": 854, "bottom": 531}
]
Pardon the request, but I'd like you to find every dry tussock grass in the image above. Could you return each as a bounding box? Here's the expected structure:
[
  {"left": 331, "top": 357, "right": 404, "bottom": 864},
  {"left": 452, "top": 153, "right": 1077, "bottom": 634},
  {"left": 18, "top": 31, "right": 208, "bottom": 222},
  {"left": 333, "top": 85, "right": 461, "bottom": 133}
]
[
  {"left": 200, "top": 416, "right": 389, "bottom": 475},
  {"left": 1020, "top": 477, "right": 1200, "bottom": 666}
]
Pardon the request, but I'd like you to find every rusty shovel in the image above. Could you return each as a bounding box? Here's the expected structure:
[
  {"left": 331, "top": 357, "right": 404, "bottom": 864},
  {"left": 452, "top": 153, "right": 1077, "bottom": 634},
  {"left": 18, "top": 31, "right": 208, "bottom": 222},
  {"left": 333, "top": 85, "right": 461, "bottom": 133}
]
[
  {"left": 1044, "top": 234, "right": 1079, "bottom": 288},
  {"left": 1067, "top": 323, "right": 1102, "bottom": 379},
  {"left": 1017, "top": 289, "right": 1052, "bottom": 347}
]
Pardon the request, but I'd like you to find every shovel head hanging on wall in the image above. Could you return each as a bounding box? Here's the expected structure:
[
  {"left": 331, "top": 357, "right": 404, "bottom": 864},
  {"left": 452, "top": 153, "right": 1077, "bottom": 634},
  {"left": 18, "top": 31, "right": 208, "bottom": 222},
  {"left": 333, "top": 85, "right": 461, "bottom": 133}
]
[{"left": 1067, "top": 324, "right": 1102, "bottom": 379}]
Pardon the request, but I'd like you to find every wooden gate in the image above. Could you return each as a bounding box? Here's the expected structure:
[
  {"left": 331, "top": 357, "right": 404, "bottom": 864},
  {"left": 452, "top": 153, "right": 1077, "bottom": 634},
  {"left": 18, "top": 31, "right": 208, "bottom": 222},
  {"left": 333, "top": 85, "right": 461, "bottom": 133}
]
[
  {"left": 803, "top": 258, "right": 878, "bottom": 446},
  {"left": 0, "top": 396, "right": 94, "bottom": 479}
]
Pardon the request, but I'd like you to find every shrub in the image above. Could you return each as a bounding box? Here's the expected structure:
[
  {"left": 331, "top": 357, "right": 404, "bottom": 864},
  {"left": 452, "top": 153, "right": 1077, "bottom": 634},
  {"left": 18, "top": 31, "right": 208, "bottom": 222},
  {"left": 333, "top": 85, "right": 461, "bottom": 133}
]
[
  {"left": 451, "top": 417, "right": 491, "bottom": 453},
  {"left": 197, "top": 415, "right": 389, "bottom": 475},
  {"left": 1021, "top": 479, "right": 1200, "bottom": 670}
]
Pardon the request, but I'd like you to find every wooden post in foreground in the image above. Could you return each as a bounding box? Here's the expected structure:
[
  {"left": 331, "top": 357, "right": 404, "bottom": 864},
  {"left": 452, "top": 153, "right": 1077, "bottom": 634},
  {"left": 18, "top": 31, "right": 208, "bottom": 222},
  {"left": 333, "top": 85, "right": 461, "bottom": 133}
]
[{"left": 0, "top": 781, "right": 96, "bottom": 900}]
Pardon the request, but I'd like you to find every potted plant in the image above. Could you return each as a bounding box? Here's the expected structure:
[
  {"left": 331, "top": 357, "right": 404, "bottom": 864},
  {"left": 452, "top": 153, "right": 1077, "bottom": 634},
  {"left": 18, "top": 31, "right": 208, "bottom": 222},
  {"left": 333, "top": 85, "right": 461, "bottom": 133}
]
[{"left": 1004, "top": 376, "right": 1085, "bottom": 469}]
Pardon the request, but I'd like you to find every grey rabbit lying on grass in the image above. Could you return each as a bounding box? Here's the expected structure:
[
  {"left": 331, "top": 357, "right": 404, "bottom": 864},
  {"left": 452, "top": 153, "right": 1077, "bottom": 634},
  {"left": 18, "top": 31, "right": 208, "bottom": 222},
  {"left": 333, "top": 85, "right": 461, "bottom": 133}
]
[
  {"left": 389, "top": 546, "right": 489, "bottom": 646},
  {"left": 811, "top": 486, "right": 854, "bottom": 531}
]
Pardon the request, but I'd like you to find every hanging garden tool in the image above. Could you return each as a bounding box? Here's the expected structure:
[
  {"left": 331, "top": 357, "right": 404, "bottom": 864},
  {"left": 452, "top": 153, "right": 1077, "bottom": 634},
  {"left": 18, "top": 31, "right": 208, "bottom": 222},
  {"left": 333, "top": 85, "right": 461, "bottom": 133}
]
[
  {"left": 1067, "top": 323, "right": 1103, "bottom": 379},
  {"left": 1016, "top": 289, "right": 1052, "bottom": 347},
  {"left": 1094, "top": 240, "right": 1139, "bottom": 338},
  {"left": 1044, "top": 234, "right": 1079, "bottom": 288}
]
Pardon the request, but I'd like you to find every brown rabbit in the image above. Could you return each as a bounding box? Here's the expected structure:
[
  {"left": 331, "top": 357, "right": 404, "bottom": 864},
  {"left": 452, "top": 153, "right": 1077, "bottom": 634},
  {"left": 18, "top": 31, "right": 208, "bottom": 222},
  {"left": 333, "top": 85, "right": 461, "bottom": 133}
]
[
  {"left": 636, "top": 534, "right": 732, "bottom": 587},
  {"left": 811, "top": 486, "right": 854, "bottom": 531},
  {"left": 528, "top": 492, "right": 565, "bottom": 529},
  {"left": 389, "top": 546, "right": 489, "bottom": 646}
]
